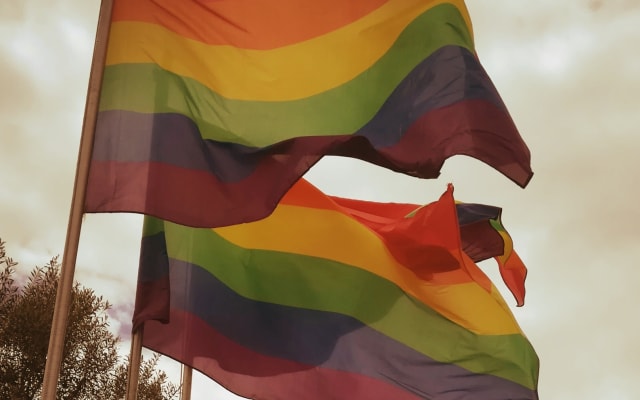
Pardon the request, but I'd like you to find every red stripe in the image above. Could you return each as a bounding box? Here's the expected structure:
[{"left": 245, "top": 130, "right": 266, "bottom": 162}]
[
  {"left": 85, "top": 160, "right": 292, "bottom": 228},
  {"left": 498, "top": 250, "right": 528, "bottom": 307}
]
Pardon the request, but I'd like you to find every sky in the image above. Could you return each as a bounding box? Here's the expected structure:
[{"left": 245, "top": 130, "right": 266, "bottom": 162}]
[{"left": 1, "top": 0, "right": 639, "bottom": 398}]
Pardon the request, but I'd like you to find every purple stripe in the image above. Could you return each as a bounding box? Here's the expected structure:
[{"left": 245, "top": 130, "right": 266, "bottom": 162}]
[
  {"left": 456, "top": 203, "right": 502, "bottom": 226},
  {"left": 456, "top": 203, "right": 505, "bottom": 261},
  {"left": 143, "top": 309, "right": 424, "bottom": 400},
  {"left": 358, "top": 46, "right": 506, "bottom": 147},
  {"left": 92, "top": 46, "right": 522, "bottom": 184},
  {"left": 144, "top": 257, "right": 537, "bottom": 399}
]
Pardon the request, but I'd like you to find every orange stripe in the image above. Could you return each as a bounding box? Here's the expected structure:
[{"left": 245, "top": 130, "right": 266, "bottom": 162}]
[
  {"left": 112, "top": 0, "right": 390, "bottom": 50},
  {"left": 218, "top": 182, "right": 477, "bottom": 289},
  {"left": 215, "top": 204, "right": 476, "bottom": 287},
  {"left": 282, "top": 181, "right": 482, "bottom": 286},
  {"left": 280, "top": 178, "right": 340, "bottom": 210}
]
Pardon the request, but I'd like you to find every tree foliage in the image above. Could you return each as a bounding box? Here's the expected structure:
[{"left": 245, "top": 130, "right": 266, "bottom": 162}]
[{"left": 0, "top": 239, "right": 179, "bottom": 399}]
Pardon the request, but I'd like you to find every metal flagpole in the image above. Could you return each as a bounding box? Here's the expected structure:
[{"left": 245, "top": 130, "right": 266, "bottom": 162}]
[
  {"left": 40, "top": 0, "right": 114, "bottom": 398},
  {"left": 181, "top": 364, "right": 193, "bottom": 400},
  {"left": 126, "top": 325, "right": 145, "bottom": 400}
]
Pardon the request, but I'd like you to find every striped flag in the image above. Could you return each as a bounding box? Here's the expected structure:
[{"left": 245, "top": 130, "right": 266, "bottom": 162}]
[
  {"left": 332, "top": 195, "right": 529, "bottom": 306},
  {"left": 86, "top": 0, "right": 533, "bottom": 227},
  {"left": 134, "top": 180, "right": 539, "bottom": 399}
]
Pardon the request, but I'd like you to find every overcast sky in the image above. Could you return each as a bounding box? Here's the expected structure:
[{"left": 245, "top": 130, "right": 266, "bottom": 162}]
[{"left": 1, "top": 0, "right": 639, "bottom": 398}]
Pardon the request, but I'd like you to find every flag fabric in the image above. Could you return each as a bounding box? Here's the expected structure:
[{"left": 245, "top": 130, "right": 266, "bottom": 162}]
[
  {"left": 86, "top": 0, "right": 533, "bottom": 228},
  {"left": 133, "top": 180, "right": 539, "bottom": 399},
  {"left": 455, "top": 203, "right": 529, "bottom": 306},
  {"left": 330, "top": 195, "right": 529, "bottom": 306}
]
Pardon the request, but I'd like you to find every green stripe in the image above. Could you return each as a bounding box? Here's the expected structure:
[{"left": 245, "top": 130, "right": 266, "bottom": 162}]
[
  {"left": 99, "top": 4, "right": 473, "bottom": 147},
  {"left": 143, "top": 216, "right": 165, "bottom": 237},
  {"left": 157, "top": 221, "right": 538, "bottom": 389},
  {"left": 490, "top": 218, "right": 508, "bottom": 233}
]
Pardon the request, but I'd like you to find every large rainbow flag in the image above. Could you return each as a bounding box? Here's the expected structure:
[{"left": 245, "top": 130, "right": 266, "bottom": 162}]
[
  {"left": 134, "top": 180, "right": 539, "bottom": 399},
  {"left": 86, "top": 0, "right": 533, "bottom": 227}
]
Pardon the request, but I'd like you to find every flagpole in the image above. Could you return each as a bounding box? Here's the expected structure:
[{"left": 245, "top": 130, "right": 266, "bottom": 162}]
[
  {"left": 40, "top": 0, "right": 114, "bottom": 398},
  {"left": 126, "top": 325, "right": 144, "bottom": 400},
  {"left": 181, "top": 364, "right": 193, "bottom": 400}
]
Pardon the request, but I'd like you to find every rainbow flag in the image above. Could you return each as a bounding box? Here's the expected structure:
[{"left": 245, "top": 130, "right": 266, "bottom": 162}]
[
  {"left": 332, "top": 195, "right": 529, "bottom": 306},
  {"left": 86, "top": 0, "right": 533, "bottom": 227},
  {"left": 134, "top": 180, "right": 539, "bottom": 399},
  {"left": 455, "top": 203, "right": 529, "bottom": 306}
]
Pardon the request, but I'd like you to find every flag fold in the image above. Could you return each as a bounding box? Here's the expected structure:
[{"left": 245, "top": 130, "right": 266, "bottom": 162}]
[
  {"left": 134, "top": 180, "right": 539, "bottom": 400},
  {"left": 86, "top": 0, "right": 533, "bottom": 227}
]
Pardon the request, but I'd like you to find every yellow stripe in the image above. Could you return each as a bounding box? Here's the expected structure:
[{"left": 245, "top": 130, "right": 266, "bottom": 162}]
[
  {"left": 427, "top": 282, "right": 522, "bottom": 335},
  {"left": 106, "top": 0, "right": 470, "bottom": 101},
  {"left": 214, "top": 205, "right": 522, "bottom": 335}
]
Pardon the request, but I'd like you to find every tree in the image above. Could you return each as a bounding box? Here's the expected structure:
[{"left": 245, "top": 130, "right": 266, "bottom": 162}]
[
  {"left": 108, "top": 353, "right": 179, "bottom": 400},
  {"left": 0, "top": 238, "right": 179, "bottom": 399}
]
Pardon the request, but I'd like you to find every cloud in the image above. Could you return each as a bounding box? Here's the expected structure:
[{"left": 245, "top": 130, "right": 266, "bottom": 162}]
[{"left": 1, "top": 0, "right": 639, "bottom": 398}]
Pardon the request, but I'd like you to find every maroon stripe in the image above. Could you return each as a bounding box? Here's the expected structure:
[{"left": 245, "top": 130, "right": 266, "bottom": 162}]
[
  {"left": 143, "top": 309, "right": 422, "bottom": 400},
  {"left": 85, "top": 159, "right": 304, "bottom": 227},
  {"left": 373, "top": 99, "right": 532, "bottom": 187},
  {"left": 86, "top": 99, "right": 532, "bottom": 227}
]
